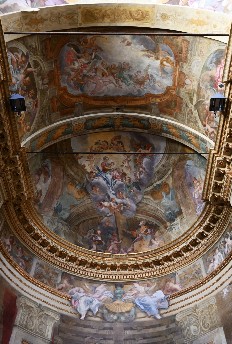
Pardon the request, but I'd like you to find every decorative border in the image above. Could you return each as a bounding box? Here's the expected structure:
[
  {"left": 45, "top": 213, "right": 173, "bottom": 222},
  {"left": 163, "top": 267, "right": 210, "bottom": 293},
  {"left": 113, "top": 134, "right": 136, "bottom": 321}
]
[
  {"left": 1, "top": 3, "right": 231, "bottom": 44},
  {"left": 2, "top": 196, "right": 231, "bottom": 281},
  {"left": 24, "top": 113, "right": 212, "bottom": 154}
]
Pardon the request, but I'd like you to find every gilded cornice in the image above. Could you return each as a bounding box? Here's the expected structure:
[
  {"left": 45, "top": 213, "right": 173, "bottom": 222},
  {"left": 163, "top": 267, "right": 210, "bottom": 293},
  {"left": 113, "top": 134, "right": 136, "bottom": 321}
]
[
  {"left": 0, "top": 18, "right": 232, "bottom": 281},
  {"left": 202, "top": 29, "right": 232, "bottom": 205},
  {"left": 2, "top": 198, "right": 231, "bottom": 281}
]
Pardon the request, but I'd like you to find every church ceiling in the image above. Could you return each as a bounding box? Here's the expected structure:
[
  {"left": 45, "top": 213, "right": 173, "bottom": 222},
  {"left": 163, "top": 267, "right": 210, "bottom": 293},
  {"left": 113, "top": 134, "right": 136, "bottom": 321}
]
[
  {"left": 0, "top": 5, "right": 231, "bottom": 326},
  {"left": 0, "top": 10, "right": 231, "bottom": 282}
]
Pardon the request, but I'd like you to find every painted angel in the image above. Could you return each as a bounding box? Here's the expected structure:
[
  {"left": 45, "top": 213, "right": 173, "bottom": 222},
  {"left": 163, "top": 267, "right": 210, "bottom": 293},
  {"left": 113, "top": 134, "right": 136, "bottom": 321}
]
[
  {"left": 123, "top": 283, "right": 169, "bottom": 319},
  {"left": 224, "top": 233, "right": 232, "bottom": 255},
  {"left": 69, "top": 284, "right": 113, "bottom": 320}
]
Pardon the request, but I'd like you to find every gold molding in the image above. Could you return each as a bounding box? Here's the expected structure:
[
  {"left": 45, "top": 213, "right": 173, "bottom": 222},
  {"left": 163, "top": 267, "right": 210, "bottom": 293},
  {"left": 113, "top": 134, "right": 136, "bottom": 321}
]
[
  {"left": 80, "top": 5, "right": 154, "bottom": 26},
  {"left": 202, "top": 32, "right": 232, "bottom": 205},
  {"left": 2, "top": 199, "right": 231, "bottom": 281}
]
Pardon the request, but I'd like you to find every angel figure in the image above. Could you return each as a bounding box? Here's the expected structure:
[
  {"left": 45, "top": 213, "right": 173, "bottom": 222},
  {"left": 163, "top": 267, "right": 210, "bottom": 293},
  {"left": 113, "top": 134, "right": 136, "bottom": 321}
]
[
  {"left": 123, "top": 283, "right": 169, "bottom": 319},
  {"left": 69, "top": 284, "right": 113, "bottom": 320},
  {"left": 224, "top": 233, "right": 232, "bottom": 255},
  {"left": 57, "top": 275, "right": 73, "bottom": 292},
  {"left": 162, "top": 277, "right": 182, "bottom": 295}
]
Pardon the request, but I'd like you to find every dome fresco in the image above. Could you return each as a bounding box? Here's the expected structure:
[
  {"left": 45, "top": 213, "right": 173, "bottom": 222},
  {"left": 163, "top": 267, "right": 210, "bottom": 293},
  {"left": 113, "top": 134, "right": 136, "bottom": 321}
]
[{"left": 28, "top": 132, "right": 206, "bottom": 254}]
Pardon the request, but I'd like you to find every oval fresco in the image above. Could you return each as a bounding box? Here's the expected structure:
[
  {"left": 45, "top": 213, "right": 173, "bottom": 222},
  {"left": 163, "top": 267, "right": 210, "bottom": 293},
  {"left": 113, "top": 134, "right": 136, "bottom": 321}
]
[
  {"left": 58, "top": 35, "right": 176, "bottom": 97},
  {"left": 28, "top": 132, "right": 206, "bottom": 254}
]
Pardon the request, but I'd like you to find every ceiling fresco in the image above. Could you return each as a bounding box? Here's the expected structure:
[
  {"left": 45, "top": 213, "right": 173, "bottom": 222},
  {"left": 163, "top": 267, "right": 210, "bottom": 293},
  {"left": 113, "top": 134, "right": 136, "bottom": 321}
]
[
  {"left": 0, "top": 19, "right": 230, "bottom": 282},
  {"left": 58, "top": 35, "right": 175, "bottom": 97},
  {"left": 6, "top": 34, "right": 226, "bottom": 144},
  {"left": 0, "top": 0, "right": 231, "bottom": 14},
  {"left": 28, "top": 131, "right": 207, "bottom": 254}
]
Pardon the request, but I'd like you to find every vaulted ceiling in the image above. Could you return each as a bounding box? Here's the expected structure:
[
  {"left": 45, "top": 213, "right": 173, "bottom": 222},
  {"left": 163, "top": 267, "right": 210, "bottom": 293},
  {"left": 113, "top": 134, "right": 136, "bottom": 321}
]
[{"left": 0, "top": 1, "right": 232, "bottom": 343}]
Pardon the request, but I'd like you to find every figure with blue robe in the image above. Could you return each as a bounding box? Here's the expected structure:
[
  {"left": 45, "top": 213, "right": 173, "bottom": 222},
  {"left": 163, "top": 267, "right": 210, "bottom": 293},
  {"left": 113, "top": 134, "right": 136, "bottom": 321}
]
[
  {"left": 134, "top": 290, "right": 169, "bottom": 319},
  {"left": 123, "top": 283, "right": 169, "bottom": 319}
]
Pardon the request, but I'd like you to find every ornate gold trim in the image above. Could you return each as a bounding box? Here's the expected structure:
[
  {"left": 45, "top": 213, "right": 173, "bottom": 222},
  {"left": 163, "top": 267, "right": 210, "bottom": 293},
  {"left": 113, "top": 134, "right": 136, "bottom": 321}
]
[
  {"left": 202, "top": 46, "right": 232, "bottom": 204},
  {"left": 2, "top": 200, "right": 231, "bottom": 281}
]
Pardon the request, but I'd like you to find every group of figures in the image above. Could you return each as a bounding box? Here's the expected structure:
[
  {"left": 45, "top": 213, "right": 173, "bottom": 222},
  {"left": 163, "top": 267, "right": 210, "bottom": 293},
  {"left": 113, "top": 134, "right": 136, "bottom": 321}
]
[
  {"left": 7, "top": 46, "right": 39, "bottom": 137},
  {"left": 206, "top": 229, "right": 232, "bottom": 274},
  {"left": 59, "top": 35, "right": 175, "bottom": 97},
  {"left": 1, "top": 234, "right": 32, "bottom": 273},
  {"left": 68, "top": 283, "right": 169, "bottom": 322},
  {"left": 30, "top": 132, "right": 206, "bottom": 254},
  {"left": 71, "top": 133, "right": 166, "bottom": 254}
]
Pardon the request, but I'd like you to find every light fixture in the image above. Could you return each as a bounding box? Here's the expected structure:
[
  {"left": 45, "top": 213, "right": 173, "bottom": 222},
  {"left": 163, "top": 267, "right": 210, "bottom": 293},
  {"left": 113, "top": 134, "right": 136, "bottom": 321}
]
[{"left": 9, "top": 93, "right": 26, "bottom": 116}]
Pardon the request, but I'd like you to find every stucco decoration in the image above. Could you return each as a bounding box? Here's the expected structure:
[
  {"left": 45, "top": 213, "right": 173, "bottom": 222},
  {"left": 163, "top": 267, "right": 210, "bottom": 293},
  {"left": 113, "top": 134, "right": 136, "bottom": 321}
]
[
  {"left": 192, "top": 327, "right": 227, "bottom": 344},
  {"left": 1, "top": 271, "right": 232, "bottom": 343},
  {"left": 0, "top": 0, "right": 232, "bottom": 17},
  {"left": 1, "top": 3, "right": 230, "bottom": 45},
  {"left": 176, "top": 297, "right": 220, "bottom": 343},
  {"left": 1, "top": 216, "right": 232, "bottom": 323},
  {"left": 69, "top": 284, "right": 169, "bottom": 321}
]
